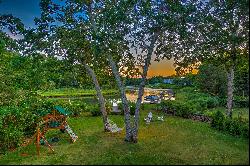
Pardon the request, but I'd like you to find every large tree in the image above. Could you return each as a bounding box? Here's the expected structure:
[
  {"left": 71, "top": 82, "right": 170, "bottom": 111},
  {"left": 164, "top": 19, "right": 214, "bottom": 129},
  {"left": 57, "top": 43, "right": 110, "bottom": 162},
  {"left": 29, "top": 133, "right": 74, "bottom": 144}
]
[
  {"left": 89, "top": 1, "right": 196, "bottom": 142},
  {"left": 190, "top": 0, "right": 249, "bottom": 118},
  {"left": 23, "top": 0, "right": 198, "bottom": 142},
  {"left": 126, "top": 1, "right": 197, "bottom": 142},
  {"left": 21, "top": 0, "right": 115, "bottom": 131},
  {"left": 170, "top": 0, "right": 249, "bottom": 118}
]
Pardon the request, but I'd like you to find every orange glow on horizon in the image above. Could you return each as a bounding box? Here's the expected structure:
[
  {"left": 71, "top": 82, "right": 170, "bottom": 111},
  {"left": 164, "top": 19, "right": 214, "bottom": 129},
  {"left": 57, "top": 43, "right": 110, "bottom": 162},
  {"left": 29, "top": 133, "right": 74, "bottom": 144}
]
[
  {"left": 123, "top": 58, "right": 198, "bottom": 78},
  {"left": 147, "top": 59, "right": 176, "bottom": 78},
  {"left": 147, "top": 59, "right": 199, "bottom": 78}
]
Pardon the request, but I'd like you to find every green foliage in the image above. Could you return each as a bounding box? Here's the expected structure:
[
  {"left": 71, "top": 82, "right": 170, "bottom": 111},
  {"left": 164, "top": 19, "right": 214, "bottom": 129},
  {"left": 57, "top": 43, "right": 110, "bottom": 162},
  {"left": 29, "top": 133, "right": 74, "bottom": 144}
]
[
  {"left": 175, "top": 87, "right": 220, "bottom": 112},
  {"left": 210, "top": 111, "right": 249, "bottom": 138},
  {"left": 234, "top": 55, "right": 249, "bottom": 98},
  {"left": 173, "top": 75, "right": 194, "bottom": 87},
  {"left": 105, "top": 101, "right": 112, "bottom": 115},
  {"left": 89, "top": 104, "right": 102, "bottom": 116},
  {"left": 196, "top": 63, "right": 227, "bottom": 97},
  {"left": 160, "top": 100, "right": 195, "bottom": 118},
  {"left": 211, "top": 111, "right": 225, "bottom": 131},
  {"left": 118, "top": 102, "right": 123, "bottom": 110},
  {"left": 124, "top": 78, "right": 142, "bottom": 86},
  {"left": 206, "top": 97, "right": 220, "bottom": 108},
  {"left": 149, "top": 83, "right": 181, "bottom": 90},
  {"left": 233, "top": 96, "right": 249, "bottom": 108},
  {"left": 0, "top": 107, "right": 36, "bottom": 153},
  {"left": 0, "top": 51, "right": 117, "bottom": 92},
  {"left": 38, "top": 88, "right": 119, "bottom": 97},
  {"left": 120, "top": 101, "right": 136, "bottom": 115},
  {"left": 147, "top": 76, "right": 164, "bottom": 85},
  {"left": 129, "top": 102, "right": 136, "bottom": 115},
  {"left": 0, "top": 111, "right": 248, "bottom": 165}
]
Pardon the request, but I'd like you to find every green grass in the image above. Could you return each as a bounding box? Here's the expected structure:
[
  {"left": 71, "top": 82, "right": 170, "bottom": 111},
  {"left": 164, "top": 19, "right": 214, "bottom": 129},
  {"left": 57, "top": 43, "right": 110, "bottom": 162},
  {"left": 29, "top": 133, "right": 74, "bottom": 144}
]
[
  {"left": 207, "top": 107, "right": 249, "bottom": 120},
  {"left": 37, "top": 88, "right": 119, "bottom": 97},
  {"left": 173, "top": 87, "right": 249, "bottom": 120},
  {"left": 0, "top": 110, "right": 248, "bottom": 165}
]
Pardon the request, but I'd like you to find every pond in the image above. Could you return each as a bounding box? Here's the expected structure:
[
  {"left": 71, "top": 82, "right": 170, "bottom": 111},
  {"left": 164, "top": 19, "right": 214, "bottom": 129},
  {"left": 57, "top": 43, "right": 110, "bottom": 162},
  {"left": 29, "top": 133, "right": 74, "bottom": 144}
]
[{"left": 47, "top": 88, "right": 174, "bottom": 104}]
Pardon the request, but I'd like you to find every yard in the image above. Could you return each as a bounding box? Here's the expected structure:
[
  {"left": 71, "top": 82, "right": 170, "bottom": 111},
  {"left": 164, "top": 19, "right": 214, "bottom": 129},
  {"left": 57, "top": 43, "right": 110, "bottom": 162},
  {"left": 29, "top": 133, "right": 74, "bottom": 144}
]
[{"left": 0, "top": 110, "right": 248, "bottom": 165}]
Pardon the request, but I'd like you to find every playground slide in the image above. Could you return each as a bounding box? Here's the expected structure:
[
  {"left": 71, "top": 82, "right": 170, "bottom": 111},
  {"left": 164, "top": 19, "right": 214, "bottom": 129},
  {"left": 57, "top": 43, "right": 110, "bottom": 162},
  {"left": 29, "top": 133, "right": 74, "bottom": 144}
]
[{"left": 64, "top": 124, "right": 78, "bottom": 142}]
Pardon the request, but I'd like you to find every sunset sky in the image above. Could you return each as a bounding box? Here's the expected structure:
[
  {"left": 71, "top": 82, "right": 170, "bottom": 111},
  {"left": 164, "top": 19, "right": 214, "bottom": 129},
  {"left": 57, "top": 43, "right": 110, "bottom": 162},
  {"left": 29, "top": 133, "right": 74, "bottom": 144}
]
[
  {"left": 0, "top": 0, "right": 178, "bottom": 77},
  {"left": 148, "top": 58, "right": 176, "bottom": 77}
]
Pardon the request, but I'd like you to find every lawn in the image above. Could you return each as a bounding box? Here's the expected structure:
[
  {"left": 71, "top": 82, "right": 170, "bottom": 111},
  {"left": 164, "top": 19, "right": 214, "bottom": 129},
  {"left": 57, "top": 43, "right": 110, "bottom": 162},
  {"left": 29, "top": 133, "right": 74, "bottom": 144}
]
[
  {"left": 0, "top": 110, "right": 248, "bottom": 165},
  {"left": 37, "top": 88, "right": 119, "bottom": 97},
  {"left": 207, "top": 107, "right": 249, "bottom": 120}
]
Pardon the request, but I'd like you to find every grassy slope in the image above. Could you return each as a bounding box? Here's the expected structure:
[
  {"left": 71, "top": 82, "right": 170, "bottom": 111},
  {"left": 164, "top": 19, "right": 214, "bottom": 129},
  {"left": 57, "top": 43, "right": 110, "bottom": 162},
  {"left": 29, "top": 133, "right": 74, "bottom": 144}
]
[
  {"left": 0, "top": 110, "right": 248, "bottom": 165},
  {"left": 37, "top": 88, "right": 119, "bottom": 97},
  {"left": 174, "top": 88, "right": 249, "bottom": 120}
]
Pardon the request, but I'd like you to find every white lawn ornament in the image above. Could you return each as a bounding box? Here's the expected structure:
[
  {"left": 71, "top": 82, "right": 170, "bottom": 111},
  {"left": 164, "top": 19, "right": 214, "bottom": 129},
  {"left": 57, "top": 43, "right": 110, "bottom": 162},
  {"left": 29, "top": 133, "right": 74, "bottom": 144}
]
[
  {"left": 112, "top": 100, "right": 118, "bottom": 106},
  {"left": 144, "top": 112, "right": 153, "bottom": 124},
  {"left": 170, "top": 97, "right": 175, "bottom": 100},
  {"left": 157, "top": 116, "right": 164, "bottom": 121},
  {"left": 112, "top": 100, "right": 120, "bottom": 113},
  {"left": 148, "top": 112, "right": 153, "bottom": 120}
]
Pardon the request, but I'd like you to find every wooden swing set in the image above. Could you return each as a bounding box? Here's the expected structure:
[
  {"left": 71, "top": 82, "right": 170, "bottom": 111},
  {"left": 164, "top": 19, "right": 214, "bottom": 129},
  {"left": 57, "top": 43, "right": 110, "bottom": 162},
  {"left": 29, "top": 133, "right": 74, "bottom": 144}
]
[{"left": 25, "top": 106, "right": 78, "bottom": 156}]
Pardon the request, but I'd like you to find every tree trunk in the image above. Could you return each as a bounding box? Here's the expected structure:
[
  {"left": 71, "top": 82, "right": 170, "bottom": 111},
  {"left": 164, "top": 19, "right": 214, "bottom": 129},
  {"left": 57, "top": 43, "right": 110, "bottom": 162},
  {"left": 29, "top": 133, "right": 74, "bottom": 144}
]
[
  {"left": 226, "top": 65, "right": 234, "bottom": 118},
  {"left": 132, "top": 34, "right": 158, "bottom": 143},
  {"left": 83, "top": 61, "right": 109, "bottom": 131},
  {"left": 107, "top": 54, "right": 133, "bottom": 141}
]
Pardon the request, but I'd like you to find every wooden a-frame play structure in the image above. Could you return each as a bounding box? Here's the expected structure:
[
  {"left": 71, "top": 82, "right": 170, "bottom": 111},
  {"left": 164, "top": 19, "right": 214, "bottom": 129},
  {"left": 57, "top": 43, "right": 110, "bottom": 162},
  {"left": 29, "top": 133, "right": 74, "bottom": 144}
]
[{"left": 25, "top": 106, "right": 78, "bottom": 156}]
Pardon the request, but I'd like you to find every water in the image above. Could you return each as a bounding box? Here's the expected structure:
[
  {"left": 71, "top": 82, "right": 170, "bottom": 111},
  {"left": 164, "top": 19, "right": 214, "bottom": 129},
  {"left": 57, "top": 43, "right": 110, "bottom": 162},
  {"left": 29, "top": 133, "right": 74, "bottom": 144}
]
[{"left": 48, "top": 88, "right": 173, "bottom": 104}]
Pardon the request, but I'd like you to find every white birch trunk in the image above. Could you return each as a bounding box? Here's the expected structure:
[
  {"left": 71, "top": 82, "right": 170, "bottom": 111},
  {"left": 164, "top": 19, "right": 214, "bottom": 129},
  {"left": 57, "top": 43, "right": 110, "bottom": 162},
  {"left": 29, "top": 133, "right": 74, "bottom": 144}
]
[
  {"left": 107, "top": 54, "right": 133, "bottom": 141},
  {"left": 132, "top": 34, "right": 158, "bottom": 142},
  {"left": 83, "top": 61, "right": 109, "bottom": 131},
  {"left": 226, "top": 65, "right": 234, "bottom": 118}
]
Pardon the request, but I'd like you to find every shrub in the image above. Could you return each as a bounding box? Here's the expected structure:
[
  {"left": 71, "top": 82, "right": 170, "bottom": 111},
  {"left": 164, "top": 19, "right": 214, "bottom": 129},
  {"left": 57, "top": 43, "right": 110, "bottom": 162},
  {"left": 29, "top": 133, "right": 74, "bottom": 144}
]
[
  {"left": 210, "top": 110, "right": 249, "bottom": 138},
  {"left": 89, "top": 104, "right": 101, "bottom": 116},
  {"left": 175, "top": 102, "right": 195, "bottom": 118},
  {"left": 0, "top": 107, "right": 36, "bottom": 153},
  {"left": 118, "top": 102, "right": 123, "bottom": 110},
  {"left": 104, "top": 101, "right": 113, "bottom": 115},
  {"left": 224, "top": 118, "right": 249, "bottom": 138},
  {"left": 239, "top": 122, "right": 249, "bottom": 138},
  {"left": 218, "top": 97, "right": 227, "bottom": 107},
  {"left": 120, "top": 101, "right": 136, "bottom": 115},
  {"left": 206, "top": 96, "right": 220, "bottom": 108},
  {"left": 233, "top": 96, "right": 249, "bottom": 108},
  {"left": 129, "top": 102, "right": 136, "bottom": 115},
  {"left": 211, "top": 110, "right": 225, "bottom": 130},
  {"left": 194, "top": 98, "right": 208, "bottom": 110},
  {"left": 160, "top": 100, "right": 194, "bottom": 118}
]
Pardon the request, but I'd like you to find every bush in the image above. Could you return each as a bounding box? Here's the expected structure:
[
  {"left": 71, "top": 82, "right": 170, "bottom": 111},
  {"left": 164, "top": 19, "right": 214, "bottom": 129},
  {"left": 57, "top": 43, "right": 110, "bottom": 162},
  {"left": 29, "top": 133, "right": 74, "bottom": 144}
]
[
  {"left": 224, "top": 118, "right": 249, "bottom": 138},
  {"left": 105, "top": 102, "right": 112, "bottom": 115},
  {"left": 120, "top": 101, "right": 136, "bottom": 115},
  {"left": 129, "top": 102, "right": 136, "bottom": 115},
  {"left": 233, "top": 96, "right": 249, "bottom": 108},
  {"left": 218, "top": 97, "right": 227, "bottom": 107},
  {"left": 66, "top": 102, "right": 84, "bottom": 117},
  {"left": 211, "top": 110, "right": 225, "bottom": 130},
  {"left": 160, "top": 100, "right": 195, "bottom": 118},
  {"left": 33, "top": 99, "right": 91, "bottom": 117},
  {"left": 175, "top": 102, "right": 195, "bottom": 118},
  {"left": 210, "top": 110, "right": 249, "bottom": 138},
  {"left": 118, "top": 102, "right": 123, "bottom": 110},
  {"left": 206, "top": 97, "right": 220, "bottom": 108},
  {"left": 194, "top": 98, "right": 208, "bottom": 110},
  {"left": 89, "top": 104, "right": 101, "bottom": 116},
  {"left": 0, "top": 107, "right": 36, "bottom": 153}
]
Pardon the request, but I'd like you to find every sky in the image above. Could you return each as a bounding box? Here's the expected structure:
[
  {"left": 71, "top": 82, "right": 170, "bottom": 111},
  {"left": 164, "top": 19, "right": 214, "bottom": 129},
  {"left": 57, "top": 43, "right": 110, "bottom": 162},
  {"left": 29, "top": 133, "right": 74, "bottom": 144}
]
[{"left": 0, "top": 0, "right": 177, "bottom": 78}]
